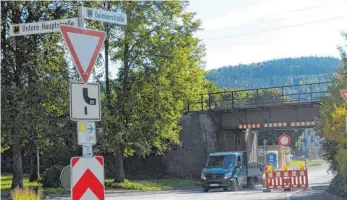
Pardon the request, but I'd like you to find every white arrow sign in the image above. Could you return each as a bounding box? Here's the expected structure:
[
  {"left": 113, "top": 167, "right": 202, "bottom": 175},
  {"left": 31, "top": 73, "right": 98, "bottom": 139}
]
[{"left": 77, "top": 121, "right": 96, "bottom": 145}]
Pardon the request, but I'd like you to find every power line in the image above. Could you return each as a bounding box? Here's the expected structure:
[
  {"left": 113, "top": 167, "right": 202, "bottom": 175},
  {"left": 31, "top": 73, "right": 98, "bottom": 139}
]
[
  {"left": 286, "top": 0, "right": 347, "bottom": 13},
  {"left": 206, "top": 16, "right": 347, "bottom": 41}
]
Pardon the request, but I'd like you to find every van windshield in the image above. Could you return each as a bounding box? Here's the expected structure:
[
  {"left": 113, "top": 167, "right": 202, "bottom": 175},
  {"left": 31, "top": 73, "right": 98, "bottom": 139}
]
[{"left": 206, "top": 155, "right": 236, "bottom": 168}]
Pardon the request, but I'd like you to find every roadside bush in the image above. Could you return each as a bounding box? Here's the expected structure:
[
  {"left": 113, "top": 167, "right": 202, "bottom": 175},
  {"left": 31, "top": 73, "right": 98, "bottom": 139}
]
[
  {"left": 41, "top": 164, "right": 63, "bottom": 187},
  {"left": 327, "top": 171, "right": 347, "bottom": 199},
  {"left": 11, "top": 187, "right": 42, "bottom": 200}
]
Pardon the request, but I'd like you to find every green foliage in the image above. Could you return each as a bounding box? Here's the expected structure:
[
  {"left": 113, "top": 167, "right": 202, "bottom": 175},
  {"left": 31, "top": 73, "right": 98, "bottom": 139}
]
[
  {"left": 327, "top": 170, "right": 347, "bottom": 198},
  {"left": 206, "top": 56, "right": 339, "bottom": 90},
  {"left": 317, "top": 31, "right": 347, "bottom": 198},
  {"left": 1, "top": 1, "right": 82, "bottom": 188},
  {"left": 40, "top": 165, "right": 63, "bottom": 188},
  {"left": 1, "top": 0, "right": 210, "bottom": 184},
  {"left": 92, "top": 1, "right": 207, "bottom": 182}
]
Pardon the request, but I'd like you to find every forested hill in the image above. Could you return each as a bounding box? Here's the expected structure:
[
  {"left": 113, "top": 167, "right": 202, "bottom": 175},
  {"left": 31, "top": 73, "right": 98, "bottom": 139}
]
[{"left": 205, "top": 56, "right": 340, "bottom": 90}]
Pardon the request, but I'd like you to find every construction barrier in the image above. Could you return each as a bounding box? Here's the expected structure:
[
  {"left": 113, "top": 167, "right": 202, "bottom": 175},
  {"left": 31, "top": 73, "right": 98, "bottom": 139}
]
[{"left": 264, "top": 168, "right": 308, "bottom": 191}]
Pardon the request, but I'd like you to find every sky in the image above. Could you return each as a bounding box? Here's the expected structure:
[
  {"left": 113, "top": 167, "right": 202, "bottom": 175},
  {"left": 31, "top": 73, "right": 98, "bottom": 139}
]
[{"left": 186, "top": 0, "right": 347, "bottom": 70}]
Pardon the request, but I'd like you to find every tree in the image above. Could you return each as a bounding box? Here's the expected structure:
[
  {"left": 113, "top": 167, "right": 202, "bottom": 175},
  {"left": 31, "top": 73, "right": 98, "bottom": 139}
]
[
  {"left": 317, "top": 31, "right": 347, "bottom": 198},
  {"left": 95, "top": 1, "right": 206, "bottom": 182},
  {"left": 1, "top": 1, "right": 79, "bottom": 187},
  {"left": 205, "top": 56, "right": 338, "bottom": 90},
  {"left": 321, "top": 105, "right": 347, "bottom": 171}
]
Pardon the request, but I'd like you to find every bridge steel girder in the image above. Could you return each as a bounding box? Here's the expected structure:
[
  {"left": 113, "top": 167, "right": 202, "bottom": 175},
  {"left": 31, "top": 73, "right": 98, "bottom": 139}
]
[{"left": 206, "top": 104, "right": 320, "bottom": 130}]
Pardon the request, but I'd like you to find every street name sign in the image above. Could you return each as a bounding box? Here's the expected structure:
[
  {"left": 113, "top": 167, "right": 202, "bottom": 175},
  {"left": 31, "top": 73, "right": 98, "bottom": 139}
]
[
  {"left": 10, "top": 18, "right": 78, "bottom": 36},
  {"left": 278, "top": 133, "right": 290, "bottom": 147},
  {"left": 60, "top": 25, "right": 106, "bottom": 83},
  {"left": 82, "top": 7, "right": 127, "bottom": 25},
  {"left": 77, "top": 121, "right": 96, "bottom": 145},
  {"left": 70, "top": 82, "right": 101, "bottom": 121},
  {"left": 71, "top": 156, "right": 104, "bottom": 200}
]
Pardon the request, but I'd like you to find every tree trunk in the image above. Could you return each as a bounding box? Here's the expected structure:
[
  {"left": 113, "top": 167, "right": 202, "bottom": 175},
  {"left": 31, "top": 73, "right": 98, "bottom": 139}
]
[
  {"left": 37, "top": 148, "right": 40, "bottom": 180},
  {"left": 11, "top": 124, "right": 23, "bottom": 189},
  {"left": 113, "top": 2, "right": 131, "bottom": 184},
  {"left": 114, "top": 145, "right": 125, "bottom": 183},
  {"left": 11, "top": 8, "right": 24, "bottom": 188},
  {"left": 29, "top": 150, "right": 38, "bottom": 182}
]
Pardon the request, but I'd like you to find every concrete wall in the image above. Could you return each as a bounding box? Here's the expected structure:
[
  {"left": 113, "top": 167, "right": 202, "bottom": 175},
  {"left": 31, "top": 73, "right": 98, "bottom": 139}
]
[
  {"left": 162, "top": 112, "right": 219, "bottom": 177},
  {"left": 216, "top": 129, "right": 245, "bottom": 152}
]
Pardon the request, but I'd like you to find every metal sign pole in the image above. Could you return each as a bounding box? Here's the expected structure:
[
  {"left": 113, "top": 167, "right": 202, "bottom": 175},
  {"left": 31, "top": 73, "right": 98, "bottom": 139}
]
[
  {"left": 77, "top": 6, "right": 91, "bottom": 157},
  {"left": 63, "top": 5, "right": 126, "bottom": 198}
]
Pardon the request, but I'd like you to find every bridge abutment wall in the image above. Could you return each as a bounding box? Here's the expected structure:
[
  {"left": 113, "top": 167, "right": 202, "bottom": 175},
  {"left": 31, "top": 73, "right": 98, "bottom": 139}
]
[
  {"left": 118, "top": 105, "right": 319, "bottom": 178},
  {"left": 161, "top": 112, "right": 257, "bottom": 177}
]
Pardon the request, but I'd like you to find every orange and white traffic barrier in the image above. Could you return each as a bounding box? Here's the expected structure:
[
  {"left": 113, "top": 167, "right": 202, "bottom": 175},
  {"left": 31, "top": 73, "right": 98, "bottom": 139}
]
[{"left": 264, "top": 168, "right": 308, "bottom": 191}]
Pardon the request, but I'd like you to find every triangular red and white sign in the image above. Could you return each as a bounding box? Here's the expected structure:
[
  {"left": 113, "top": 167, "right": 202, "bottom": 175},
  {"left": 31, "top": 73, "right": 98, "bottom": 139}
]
[
  {"left": 341, "top": 90, "right": 347, "bottom": 103},
  {"left": 60, "top": 25, "right": 106, "bottom": 83}
]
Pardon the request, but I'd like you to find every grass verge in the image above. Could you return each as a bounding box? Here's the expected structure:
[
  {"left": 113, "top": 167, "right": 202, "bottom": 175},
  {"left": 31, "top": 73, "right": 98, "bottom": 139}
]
[
  {"left": 105, "top": 178, "right": 200, "bottom": 191},
  {"left": 1, "top": 174, "right": 200, "bottom": 197},
  {"left": 1, "top": 174, "right": 69, "bottom": 198},
  {"left": 289, "top": 159, "right": 326, "bottom": 168}
]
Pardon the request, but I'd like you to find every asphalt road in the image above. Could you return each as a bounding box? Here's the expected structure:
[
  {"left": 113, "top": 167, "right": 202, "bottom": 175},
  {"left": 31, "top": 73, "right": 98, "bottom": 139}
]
[
  {"left": 107, "top": 163, "right": 333, "bottom": 200},
  {"left": 289, "top": 162, "right": 334, "bottom": 200},
  {"left": 51, "top": 163, "right": 333, "bottom": 200}
]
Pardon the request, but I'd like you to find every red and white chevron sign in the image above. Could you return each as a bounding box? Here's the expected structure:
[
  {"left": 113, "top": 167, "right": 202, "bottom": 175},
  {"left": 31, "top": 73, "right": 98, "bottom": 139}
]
[{"left": 71, "top": 156, "right": 104, "bottom": 200}]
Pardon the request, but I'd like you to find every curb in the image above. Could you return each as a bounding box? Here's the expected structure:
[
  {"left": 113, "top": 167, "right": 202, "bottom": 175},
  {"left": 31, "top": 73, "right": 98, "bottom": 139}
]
[
  {"left": 1, "top": 186, "right": 202, "bottom": 199},
  {"left": 105, "top": 187, "right": 201, "bottom": 196},
  {"left": 322, "top": 191, "right": 346, "bottom": 200}
]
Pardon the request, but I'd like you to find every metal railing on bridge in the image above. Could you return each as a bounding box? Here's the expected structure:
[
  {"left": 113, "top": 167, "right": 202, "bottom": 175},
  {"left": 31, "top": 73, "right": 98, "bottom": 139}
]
[{"left": 186, "top": 82, "right": 331, "bottom": 112}]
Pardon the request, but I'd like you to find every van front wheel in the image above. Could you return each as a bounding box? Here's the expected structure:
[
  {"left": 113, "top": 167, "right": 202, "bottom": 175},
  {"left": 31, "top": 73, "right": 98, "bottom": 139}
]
[{"left": 202, "top": 188, "right": 209, "bottom": 192}]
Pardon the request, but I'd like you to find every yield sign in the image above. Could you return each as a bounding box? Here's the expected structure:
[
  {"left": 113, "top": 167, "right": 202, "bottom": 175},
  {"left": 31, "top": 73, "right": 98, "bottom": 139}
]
[
  {"left": 60, "top": 25, "right": 106, "bottom": 83},
  {"left": 340, "top": 90, "right": 347, "bottom": 103}
]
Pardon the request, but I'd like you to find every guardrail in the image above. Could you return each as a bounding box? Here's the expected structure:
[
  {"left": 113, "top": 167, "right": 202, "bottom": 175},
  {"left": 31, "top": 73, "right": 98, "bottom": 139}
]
[{"left": 186, "top": 82, "right": 331, "bottom": 112}]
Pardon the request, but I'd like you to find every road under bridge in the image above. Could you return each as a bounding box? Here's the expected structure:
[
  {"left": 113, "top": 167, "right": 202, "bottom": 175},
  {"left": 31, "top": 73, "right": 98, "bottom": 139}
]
[{"left": 160, "top": 82, "right": 331, "bottom": 178}]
